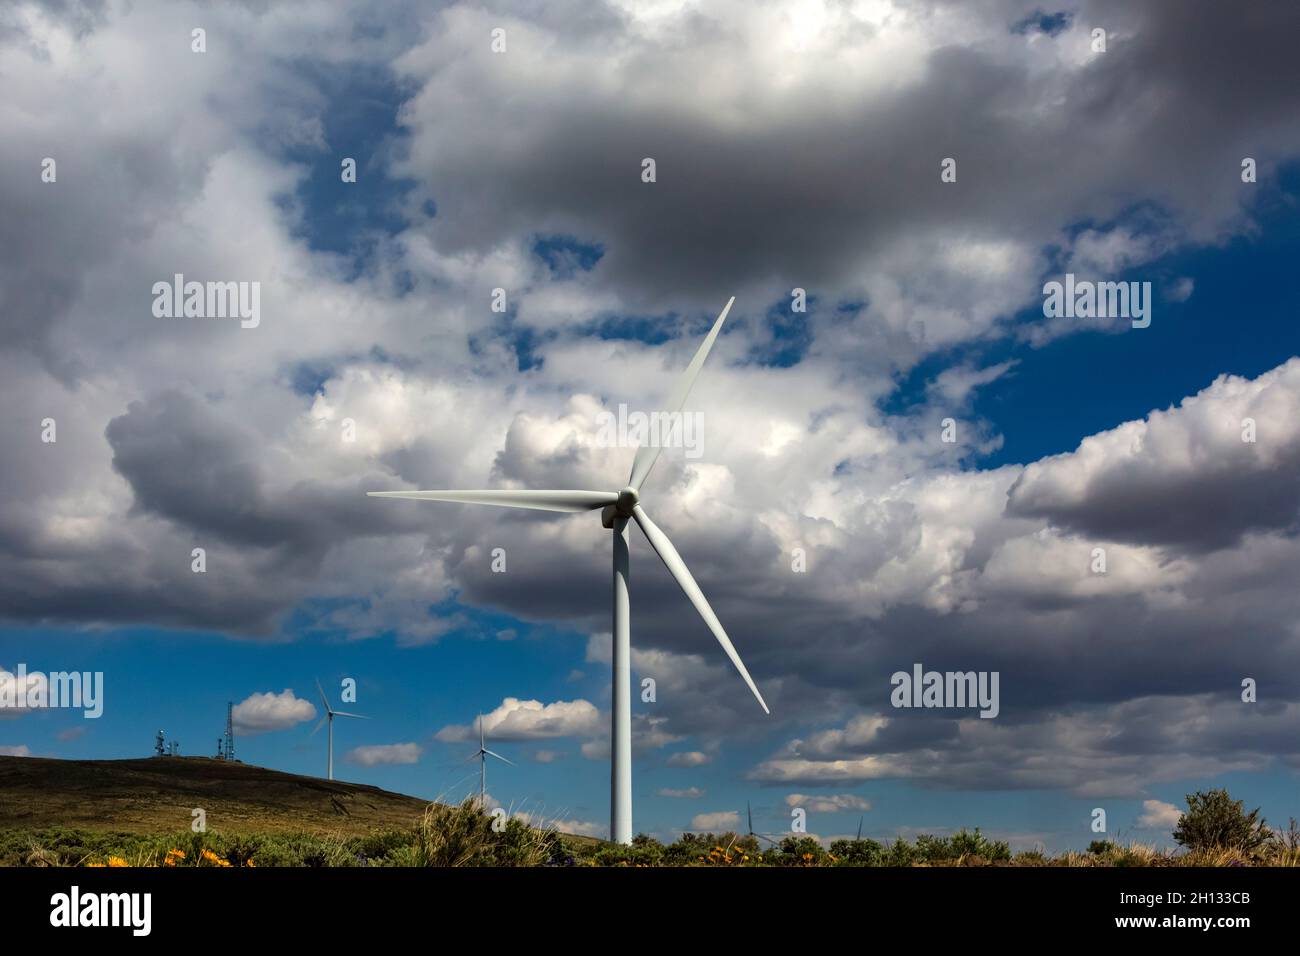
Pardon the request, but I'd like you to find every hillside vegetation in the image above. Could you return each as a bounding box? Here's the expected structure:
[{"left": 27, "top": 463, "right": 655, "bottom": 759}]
[{"left": 2, "top": 758, "right": 1296, "bottom": 867}]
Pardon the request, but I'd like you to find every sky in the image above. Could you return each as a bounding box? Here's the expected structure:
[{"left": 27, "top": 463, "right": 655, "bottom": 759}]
[{"left": 2, "top": 0, "right": 1300, "bottom": 850}]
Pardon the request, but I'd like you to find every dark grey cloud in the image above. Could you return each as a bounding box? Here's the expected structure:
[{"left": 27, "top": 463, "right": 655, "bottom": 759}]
[{"left": 397, "top": 0, "right": 1300, "bottom": 330}]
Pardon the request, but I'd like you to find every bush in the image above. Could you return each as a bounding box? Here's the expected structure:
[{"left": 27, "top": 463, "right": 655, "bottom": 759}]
[
  {"left": 1173, "top": 789, "right": 1270, "bottom": 854},
  {"left": 829, "top": 838, "right": 883, "bottom": 866},
  {"left": 772, "top": 835, "right": 827, "bottom": 866},
  {"left": 883, "top": 837, "right": 918, "bottom": 867}
]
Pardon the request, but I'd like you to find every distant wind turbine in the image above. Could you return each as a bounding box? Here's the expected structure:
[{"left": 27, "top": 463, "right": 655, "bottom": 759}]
[
  {"left": 467, "top": 713, "right": 514, "bottom": 808},
  {"left": 369, "top": 297, "right": 769, "bottom": 843},
  {"left": 747, "top": 801, "right": 781, "bottom": 847},
  {"left": 311, "top": 678, "right": 369, "bottom": 781}
]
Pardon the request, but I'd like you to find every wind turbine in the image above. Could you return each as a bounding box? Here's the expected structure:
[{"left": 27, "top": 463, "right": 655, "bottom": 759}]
[
  {"left": 467, "top": 713, "right": 514, "bottom": 808},
  {"left": 311, "top": 678, "right": 369, "bottom": 781},
  {"left": 369, "top": 297, "right": 769, "bottom": 843},
  {"left": 746, "top": 801, "right": 781, "bottom": 847}
]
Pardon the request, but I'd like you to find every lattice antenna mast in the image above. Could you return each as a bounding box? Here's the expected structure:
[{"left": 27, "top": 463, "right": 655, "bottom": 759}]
[{"left": 224, "top": 701, "right": 236, "bottom": 762}]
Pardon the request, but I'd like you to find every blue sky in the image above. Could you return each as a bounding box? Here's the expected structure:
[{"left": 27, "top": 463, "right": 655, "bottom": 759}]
[{"left": 4, "top": 0, "right": 1300, "bottom": 851}]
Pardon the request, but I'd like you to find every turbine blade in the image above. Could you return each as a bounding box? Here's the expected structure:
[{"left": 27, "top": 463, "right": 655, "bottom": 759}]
[
  {"left": 310, "top": 715, "right": 327, "bottom": 737},
  {"left": 483, "top": 749, "right": 515, "bottom": 766},
  {"left": 314, "top": 678, "right": 332, "bottom": 716},
  {"left": 627, "top": 296, "right": 734, "bottom": 491},
  {"left": 632, "top": 504, "right": 769, "bottom": 714},
  {"left": 333, "top": 711, "right": 369, "bottom": 720},
  {"left": 367, "top": 489, "right": 617, "bottom": 513}
]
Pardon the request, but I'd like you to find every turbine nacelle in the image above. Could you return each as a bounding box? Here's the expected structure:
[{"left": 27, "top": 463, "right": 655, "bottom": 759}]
[{"left": 602, "top": 485, "right": 641, "bottom": 527}]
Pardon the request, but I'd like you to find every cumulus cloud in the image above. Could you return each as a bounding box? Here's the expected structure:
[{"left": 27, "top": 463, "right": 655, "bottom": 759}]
[
  {"left": 1136, "top": 799, "right": 1182, "bottom": 830},
  {"left": 344, "top": 743, "right": 423, "bottom": 767},
  {"left": 231, "top": 689, "right": 316, "bottom": 734},
  {"left": 1006, "top": 360, "right": 1300, "bottom": 552},
  {"left": 666, "top": 751, "right": 713, "bottom": 768},
  {"left": 435, "top": 698, "right": 601, "bottom": 743},
  {"left": 785, "top": 793, "right": 871, "bottom": 813},
  {"left": 753, "top": 696, "right": 1300, "bottom": 796},
  {"left": 0, "top": 745, "right": 32, "bottom": 757},
  {"left": 657, "top": 787, "right": 704, "bottom": 799},
  {"left": 690, "top": 811, "right": 741, "bottom": 832}
]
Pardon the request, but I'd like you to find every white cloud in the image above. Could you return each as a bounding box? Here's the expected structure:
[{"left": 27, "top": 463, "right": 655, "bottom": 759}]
[
  {"left": 344, "top": 743, "right": 423, "bottom": 767},
  {"left": 784, "top": 793, "right": 871, "bottom": 813},
  {"left": 231, "top": 689, "right": 316, "bottom": 734},
  {"left": 752, "top": 756, "right": 899, "bottom": 784},
  {"left": 666, "top": 751, "right": 712, "bottom": 768},
  {"left": 1136, "top": 799, "right": 1182, "bottom": 830},
  {"left": 0, "top": 745, "right": 32, "bottom": 757},
  {"left": 435, "top": 697, "right": 601, "bottom": 743},
  {"left": 657, "top": 787, "right": 704, "bottom": 799},
  {"left": 690, "top": 810, "right": 741, "bottom": 832}
]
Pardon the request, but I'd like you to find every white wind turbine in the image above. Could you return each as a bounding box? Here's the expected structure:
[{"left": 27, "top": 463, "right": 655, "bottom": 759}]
[
  {"left": 311, "top": 678, "right": 369, "bottom": 781},
  {"left": 369, "top": 297, "right": 769, "bottom": 844},
  {"left": 468, "top": 713, "right": 514, "bottom": 809}
]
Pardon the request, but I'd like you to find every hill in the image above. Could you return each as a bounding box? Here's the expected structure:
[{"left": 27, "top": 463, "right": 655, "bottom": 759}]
[{"left": 0, "top": 755, "right": 433, "bottom": 836}]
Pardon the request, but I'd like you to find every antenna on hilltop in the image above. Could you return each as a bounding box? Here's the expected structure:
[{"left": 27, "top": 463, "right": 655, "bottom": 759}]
[
  {"left": 224, "top": 701, "right": 236, "bottom": 762},
  {"left": 154, "top": 730, "right": 165, "bottom": 757}
]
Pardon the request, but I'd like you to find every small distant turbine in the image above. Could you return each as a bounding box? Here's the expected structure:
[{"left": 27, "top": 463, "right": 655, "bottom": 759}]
[
  {"left": 369, "top": 297, "right": 768, "bottom": 843},
  {"left": 311, "top": 678, "right": 369, "bottom": 781},
  {"left": 746, "top": 801, "right": 780, "bottom": 847},
  {"left": 467, "top": 714, "right": 514, "bottom": 809}
]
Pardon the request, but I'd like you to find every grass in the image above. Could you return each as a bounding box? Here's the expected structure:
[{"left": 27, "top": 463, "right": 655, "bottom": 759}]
[
  {"left": 0, "top": 755, "right": 432, "bottom": 835},
  {"left": 7, "top": 821, "right": 1299, "bottom": 867},
  {"left": 0, "top": 799, "right": 570, "bottom": 867},
  {"left": 4, "top": 756, "right": 1297, "bottom": 867}
]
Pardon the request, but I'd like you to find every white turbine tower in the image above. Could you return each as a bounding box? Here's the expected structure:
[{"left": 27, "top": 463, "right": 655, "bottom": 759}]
[
  {"left": 312, "top": 678, "right": 369, "bottom": 781},
  {"left": 469, "top": 713, "right": 514, "bottom": 809},
  {"left": 369, "top": 297, "right": 769, "bottom": 844}
]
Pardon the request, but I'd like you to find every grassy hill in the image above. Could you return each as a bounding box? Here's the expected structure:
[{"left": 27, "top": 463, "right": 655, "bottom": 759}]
[{"left": 0, "top": 755, "right": 432, "bottom": 836}]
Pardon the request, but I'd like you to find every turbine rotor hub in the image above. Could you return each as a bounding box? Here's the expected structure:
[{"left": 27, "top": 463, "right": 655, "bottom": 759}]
[{"left": 616, "top": 485, "right": 640, "bottom": 516}]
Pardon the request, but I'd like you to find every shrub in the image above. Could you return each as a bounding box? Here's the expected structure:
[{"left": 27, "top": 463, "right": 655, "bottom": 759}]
[
  {"left": 882, "top": 837, "right": 918, "bottom": 867},
  {"left": 950, "top": 828, "right": 1010, "bottom": 862},
  {"left": 1173, "top": 789, "right": 1270, "bottom": 854},
  {"left": 772, "top": 835, "right": 827, "bottom": 866},
  {"left": 829, "top": 838, "right": 883, "bottom": 866}
]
